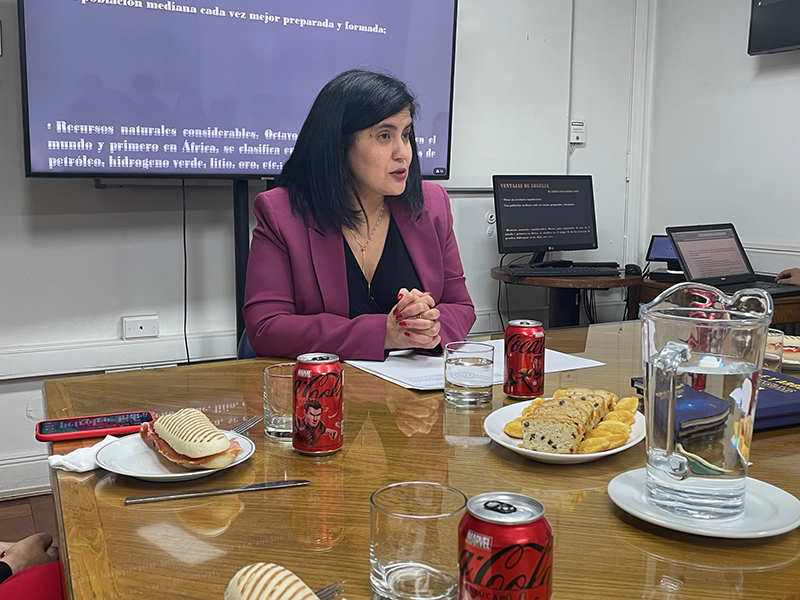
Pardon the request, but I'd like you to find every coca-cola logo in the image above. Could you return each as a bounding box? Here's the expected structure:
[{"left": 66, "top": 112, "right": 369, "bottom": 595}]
[
  {"left": 505, "top": 334, "right": 544, "bottom": 359},
  {"left": 294, "top": 372, "right": 342, "bottom": 399},
  {"left": 459, "top": 537, "right": 553, "bottom": 592}
]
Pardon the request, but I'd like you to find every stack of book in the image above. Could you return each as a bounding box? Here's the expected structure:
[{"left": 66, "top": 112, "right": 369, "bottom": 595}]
[{"left": 631, "top": 370, "right": 800, "bottom": 431}]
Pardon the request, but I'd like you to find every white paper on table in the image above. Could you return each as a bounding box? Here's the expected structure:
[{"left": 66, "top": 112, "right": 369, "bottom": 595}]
[{"left": 345, "top": 339, "right": 604, "bottom": 390}]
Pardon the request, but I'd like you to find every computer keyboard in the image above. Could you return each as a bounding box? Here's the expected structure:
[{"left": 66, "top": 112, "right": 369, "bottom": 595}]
[{"left": 503, "top": 265, "right": 621, "bottom": 277}]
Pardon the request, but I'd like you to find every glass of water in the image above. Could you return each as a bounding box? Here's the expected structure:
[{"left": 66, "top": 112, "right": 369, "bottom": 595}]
[
  {"left": 370, "top": 482, "right": 466, "bottom": 600},
  {"left": 765, "top": 328, "right": 785, "bottom": 373},
  {"left": 443, "top": 341, "right": 494, "bottom": 406},
  {"left": 263, "top": 363, "right": 294, "bottom": 439},
  {"left": 641, "top": 283, "right": 773, "bottom": 519}
]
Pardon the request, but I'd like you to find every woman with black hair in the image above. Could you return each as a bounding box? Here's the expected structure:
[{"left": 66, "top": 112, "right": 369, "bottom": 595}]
[{"left": 243, "top": 69, "right": 475, "bottom": 360}]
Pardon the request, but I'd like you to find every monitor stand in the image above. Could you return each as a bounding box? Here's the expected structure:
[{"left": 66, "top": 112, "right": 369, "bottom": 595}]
[
  {"left": 527, "top": 251, "right": 547, "bottom": 265},
  {"left": 525, "top": 252, "right": 573, "bottom": 269}
]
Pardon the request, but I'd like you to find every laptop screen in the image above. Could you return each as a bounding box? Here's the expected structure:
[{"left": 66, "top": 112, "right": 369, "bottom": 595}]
[{"left": 667, "top": 225, "right": 752, "bottom": 282}]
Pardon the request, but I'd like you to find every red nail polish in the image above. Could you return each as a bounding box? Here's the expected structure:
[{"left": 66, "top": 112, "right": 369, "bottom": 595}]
[
  {"left": 404, "top": 332, "right": 410, "bottom": 337},
  {"left": 397, "top": 293, "right": 404, "bottom": 300},
  {"left": 392, "top": 308, "right": 397, "bottom": 315},
  {"left": 396, "top": 313, "right": 403, "bottom": 320},
  {"left": 399, "top": 321, "right": 408, "bottom": 326}
]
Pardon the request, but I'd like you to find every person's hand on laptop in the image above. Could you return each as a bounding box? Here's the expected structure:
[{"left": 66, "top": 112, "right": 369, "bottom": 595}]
[{"left": 775, "top": 268, "right": 800, "bottom": 285}]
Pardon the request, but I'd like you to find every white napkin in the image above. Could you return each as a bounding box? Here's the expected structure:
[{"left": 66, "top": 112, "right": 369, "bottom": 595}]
[{"left": 47, "top": 435, "right": 118, "bottom": 472}]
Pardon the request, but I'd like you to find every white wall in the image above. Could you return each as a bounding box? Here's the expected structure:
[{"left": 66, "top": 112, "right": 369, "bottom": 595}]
[
  {"left": 448, "top": 0, "right": 572, "bottom": 187},
  {"left": 643, "top": 0, "right": 800, "bottom": 273},
  {"left": 455, "top": 0, "right": 641, "bottom": 328},
  {"left": 0, "top": 0, "right": 640, "bottom": 496},
  {"left": 567, "top": 0, "right": 640, "bottom": 322}
]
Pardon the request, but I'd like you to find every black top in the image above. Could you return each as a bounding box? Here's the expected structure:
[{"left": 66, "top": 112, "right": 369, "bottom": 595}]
[
  {"left": 346, "top": 215, "right": 423, "bottom": 318},
  {"left": 0, "top": 561, "right": 12, "bottom": 585}
]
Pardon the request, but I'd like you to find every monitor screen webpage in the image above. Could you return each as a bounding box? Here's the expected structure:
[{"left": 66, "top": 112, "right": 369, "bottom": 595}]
[
  {"left": 645, "top": 235, "right": 677, "bottom": 262},
  {"left": 668, "top": 227, "right": 751, "bottom": 280},
  {"left": 19, "top": 0, "right": 457, "bottom": 178},
  {"left": 492, "top": 175, "right": 598, "bottom": 255}
]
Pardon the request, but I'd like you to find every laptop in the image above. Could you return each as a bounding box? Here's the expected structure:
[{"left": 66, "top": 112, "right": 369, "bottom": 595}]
[{"left": 666, "top": 223, "right": 800, "bottom": 298}]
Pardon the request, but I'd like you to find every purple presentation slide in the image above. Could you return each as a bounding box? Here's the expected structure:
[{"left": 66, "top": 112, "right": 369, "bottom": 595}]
[{"left": 21, "top": 0, "right": 456, "bottom": 178}]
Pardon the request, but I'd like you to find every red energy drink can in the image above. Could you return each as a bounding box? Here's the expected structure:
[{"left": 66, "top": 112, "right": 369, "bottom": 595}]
[
  {"left": 292, "top": 353, "right": 343, "bottom": 456},
  {"left": 504, "top": 319, "right": 545, "bottom": 398},
  {"left": 458, "top": 492, "right": 553, "bottom": 600}
]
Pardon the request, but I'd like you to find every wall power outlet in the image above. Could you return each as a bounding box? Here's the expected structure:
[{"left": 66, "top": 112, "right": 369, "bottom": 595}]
[{"left": 122, "top": 315, "right": 159, "bottom": 339}]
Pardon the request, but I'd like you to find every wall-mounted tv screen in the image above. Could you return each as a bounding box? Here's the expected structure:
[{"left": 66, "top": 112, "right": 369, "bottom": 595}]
[
  {"left": 19, "top": 0, "right": 457, "bottom": 179},
  {"left": 748, "top": 0, "right": 800, "bottom": 55}
]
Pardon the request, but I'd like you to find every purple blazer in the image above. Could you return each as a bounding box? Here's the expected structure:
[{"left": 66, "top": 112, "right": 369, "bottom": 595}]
[{"left": 243, "top": 182, "right": 476, "bottom": 360}]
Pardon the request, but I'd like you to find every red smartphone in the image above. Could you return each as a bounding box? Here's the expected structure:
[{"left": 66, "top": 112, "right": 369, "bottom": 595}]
[{"left": 35, "top": 411, "right": 155, "bottom": 442}]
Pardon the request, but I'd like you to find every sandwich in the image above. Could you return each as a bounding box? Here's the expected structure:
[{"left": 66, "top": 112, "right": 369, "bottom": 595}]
[
  {"left": 139, "top": 408, "right": 242, "bottom": 470},
  {"left": 225, "top": 563, "right": 319, "bottom": 600},
  {"left": 784, "top": 335, "right": 800, "bottom": 360}
]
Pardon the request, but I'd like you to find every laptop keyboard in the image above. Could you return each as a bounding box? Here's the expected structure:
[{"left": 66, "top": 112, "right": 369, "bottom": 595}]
[{"left": 721, "top": 281, "right": 781, "bottom": 292}]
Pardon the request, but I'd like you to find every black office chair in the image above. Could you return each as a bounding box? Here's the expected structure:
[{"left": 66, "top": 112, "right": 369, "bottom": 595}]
[{"left": 237, "top": 330, "right": 258, "bottom": 359}]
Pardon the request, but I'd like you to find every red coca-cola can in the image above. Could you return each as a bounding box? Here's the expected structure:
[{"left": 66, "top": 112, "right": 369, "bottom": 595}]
[
  {"left": 504, "top": 319, "right": 545, "bottom": 398},
  {"left": 292, "top": 353, "right": 343, "bottom": 456},
  {"left": 458, "top": 492, "right": 553, "bottom": 600}
]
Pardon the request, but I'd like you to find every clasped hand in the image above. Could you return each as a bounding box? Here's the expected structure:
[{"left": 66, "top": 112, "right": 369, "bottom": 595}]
[
  {"left": 385, "top": 288, "right": 441, "bottom": 350},
  {"left": 0, "top": 533, "right": 58, "bottom": 576}
]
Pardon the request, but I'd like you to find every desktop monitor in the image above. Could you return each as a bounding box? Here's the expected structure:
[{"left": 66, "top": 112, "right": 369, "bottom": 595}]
[
  {"left": 492, "top": 174, "right": 598, "bottom": 262},
  {"left": 748, "top": 0, "right": 800, "bottom": 55},
  {"left": 645, "top": 234, "right": 680, "bottom": 271}
]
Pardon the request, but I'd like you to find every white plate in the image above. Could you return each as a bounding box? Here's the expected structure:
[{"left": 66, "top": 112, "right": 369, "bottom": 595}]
[
  {"left": 608, "top": 468, "right": 800, "bottom": 539},
  {"left": 483, "top": 402, "right": 645, "bottom": 464},
  {"left": 783, "top": 336, "right": 800, "bottom": 370},
  {"left": 782, "top": 357, "right": 800, "bottom": 371},
  {"left": 95, "top": 431, "right": 255, "bottom": 482}
]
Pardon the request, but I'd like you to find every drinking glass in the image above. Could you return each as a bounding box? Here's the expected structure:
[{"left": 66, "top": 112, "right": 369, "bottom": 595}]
[
  {"left": 641, "top": 283, "right": 773, "bottom": 519},
  {"left": 443, "top": 341, "right": 494, "bottom": 406},
  {"left": 263, "top": 363, "right": 294, "bottom": 439},
  {"left": 370, "top": 482, "right": 466, "bottom": 600},
  {"left": 764, "top": 329, "right": 785, "bottom": 373}
]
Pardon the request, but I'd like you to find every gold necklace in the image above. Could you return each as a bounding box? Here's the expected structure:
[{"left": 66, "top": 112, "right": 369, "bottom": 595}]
[{"left": 348, "top": 202, "right": 386, "bottom": 275}]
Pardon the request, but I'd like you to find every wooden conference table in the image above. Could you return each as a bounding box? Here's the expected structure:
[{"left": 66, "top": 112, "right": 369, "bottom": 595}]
[{"left": 45, "top": 321, "right": 800, "bottom": 600}]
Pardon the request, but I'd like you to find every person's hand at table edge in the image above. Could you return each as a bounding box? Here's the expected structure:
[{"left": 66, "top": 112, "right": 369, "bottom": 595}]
[{"left": 776, "top": 268, "right": 800, "bottom": 285}]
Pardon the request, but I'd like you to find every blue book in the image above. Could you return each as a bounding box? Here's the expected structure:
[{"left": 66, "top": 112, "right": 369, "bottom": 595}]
[{"left": 631, "top": 370, "right": 800, "bottom": 432}]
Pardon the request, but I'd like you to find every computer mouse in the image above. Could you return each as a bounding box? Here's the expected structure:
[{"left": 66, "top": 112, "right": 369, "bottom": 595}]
[{"left": 625, "top": 263, "right": 642, "bottom": 276}]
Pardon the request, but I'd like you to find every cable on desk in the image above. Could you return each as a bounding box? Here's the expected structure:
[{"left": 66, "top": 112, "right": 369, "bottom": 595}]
[
  {"left": 497, "top": 255, "right": 505, "bottom": 331},
  {"left": 182, "top": 179, "right": 191, "bottom": 365},
  {"left": 622, "top": 288, "right": 629, "bottom": 321},
  {"left": 581, "top": 290, "right": 590, "bottom": 324},
  {"left": 505, "top": 283, "right": 512, "bottom": 326},
  {"left": 580, "top": 289, "right": 599, "bottom": 325}
]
